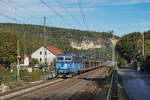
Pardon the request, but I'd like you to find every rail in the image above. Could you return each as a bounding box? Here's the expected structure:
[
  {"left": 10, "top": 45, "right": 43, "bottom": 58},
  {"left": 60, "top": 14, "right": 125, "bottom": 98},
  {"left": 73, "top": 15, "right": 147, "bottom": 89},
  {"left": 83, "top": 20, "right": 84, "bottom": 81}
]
[{"left": 107, "top": 70, "right": 120, "bottom": 100}]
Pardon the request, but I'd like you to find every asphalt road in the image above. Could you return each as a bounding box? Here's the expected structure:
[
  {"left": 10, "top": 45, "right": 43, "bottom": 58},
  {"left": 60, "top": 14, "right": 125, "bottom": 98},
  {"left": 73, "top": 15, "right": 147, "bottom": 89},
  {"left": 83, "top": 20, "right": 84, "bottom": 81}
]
[{"left": 120, "top": 67, "right": 150, "bottom": 100}]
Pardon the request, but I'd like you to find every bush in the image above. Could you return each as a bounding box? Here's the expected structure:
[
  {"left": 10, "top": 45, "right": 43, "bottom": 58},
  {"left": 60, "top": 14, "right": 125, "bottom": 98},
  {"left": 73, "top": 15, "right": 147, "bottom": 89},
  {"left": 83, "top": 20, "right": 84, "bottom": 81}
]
[
  {"left": 0, "top": 68, "right": 17, "bottom": 84},
  {"left": 20, "top": 70, "right": 44, "bottom": 82},
  {"left": 30, "top": 58, "right": 39, "bottom": 67}
]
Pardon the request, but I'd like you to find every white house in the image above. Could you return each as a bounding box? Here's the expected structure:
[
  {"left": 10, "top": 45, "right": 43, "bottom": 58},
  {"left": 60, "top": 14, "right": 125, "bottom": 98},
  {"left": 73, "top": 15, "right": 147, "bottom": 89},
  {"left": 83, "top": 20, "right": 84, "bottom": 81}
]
[
  {"left": 20, "top": 55, "right": 30, "bottom": 67},
  {"left": 31, "top": 46, "right": 62, "bottom": 65}
]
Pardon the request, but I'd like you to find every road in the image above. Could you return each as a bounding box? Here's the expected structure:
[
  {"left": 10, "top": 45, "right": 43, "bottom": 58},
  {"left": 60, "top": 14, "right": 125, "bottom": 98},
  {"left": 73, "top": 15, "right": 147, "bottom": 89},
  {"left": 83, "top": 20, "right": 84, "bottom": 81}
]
[{"left": 120, "top": 67, "right": 150, "bottom": 100}]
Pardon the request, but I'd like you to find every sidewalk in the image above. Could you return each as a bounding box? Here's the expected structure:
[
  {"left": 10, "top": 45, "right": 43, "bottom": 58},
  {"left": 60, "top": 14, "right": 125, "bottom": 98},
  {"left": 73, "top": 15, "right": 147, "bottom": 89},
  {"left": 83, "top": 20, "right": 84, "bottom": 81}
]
[{"left": 120, "top": 68, "right": 150, "bottom": 100}]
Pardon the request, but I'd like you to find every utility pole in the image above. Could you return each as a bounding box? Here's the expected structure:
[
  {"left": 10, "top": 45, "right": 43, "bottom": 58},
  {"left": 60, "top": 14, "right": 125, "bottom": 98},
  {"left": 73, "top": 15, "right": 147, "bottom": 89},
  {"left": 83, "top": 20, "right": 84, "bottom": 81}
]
[
  {"left": 142, "top": 32, "right": 144, "bottom": 56},
  {"left": 43, "top": 16, "right": 47, "bottom": 79},
  {"left": 17, "top": 39, "right": 21, "bottom": 81}
]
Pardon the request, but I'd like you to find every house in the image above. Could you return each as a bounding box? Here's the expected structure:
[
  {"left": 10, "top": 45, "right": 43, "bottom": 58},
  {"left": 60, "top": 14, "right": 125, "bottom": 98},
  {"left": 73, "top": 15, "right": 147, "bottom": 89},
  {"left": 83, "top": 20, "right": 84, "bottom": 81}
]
[
  {"left": 31, "top": 46, "right": 62, "bottom": 66},
  {"left": 20, "top": 55, "right": 30, "bottom": 67}
]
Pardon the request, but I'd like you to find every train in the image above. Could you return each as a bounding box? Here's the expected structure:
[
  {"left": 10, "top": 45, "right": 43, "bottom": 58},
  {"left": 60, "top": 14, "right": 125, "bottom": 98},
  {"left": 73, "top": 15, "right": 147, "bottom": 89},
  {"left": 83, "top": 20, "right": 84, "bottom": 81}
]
[{"left": 56, "top": 53, "right": 106, "bottom": 78}]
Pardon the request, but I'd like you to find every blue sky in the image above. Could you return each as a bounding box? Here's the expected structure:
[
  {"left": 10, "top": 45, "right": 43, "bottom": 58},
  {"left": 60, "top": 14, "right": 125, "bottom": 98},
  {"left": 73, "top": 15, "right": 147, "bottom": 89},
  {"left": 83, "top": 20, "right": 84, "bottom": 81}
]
[{"left": 0, "top": 0, "right": 150, "bottom": 36}]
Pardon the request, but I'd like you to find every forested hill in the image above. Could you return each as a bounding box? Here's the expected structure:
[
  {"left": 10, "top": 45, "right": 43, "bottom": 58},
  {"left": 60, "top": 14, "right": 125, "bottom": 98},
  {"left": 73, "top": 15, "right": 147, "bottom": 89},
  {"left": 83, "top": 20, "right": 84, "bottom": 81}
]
[{"left": 0, "top": 23, "right": 119, "bottom": 60}]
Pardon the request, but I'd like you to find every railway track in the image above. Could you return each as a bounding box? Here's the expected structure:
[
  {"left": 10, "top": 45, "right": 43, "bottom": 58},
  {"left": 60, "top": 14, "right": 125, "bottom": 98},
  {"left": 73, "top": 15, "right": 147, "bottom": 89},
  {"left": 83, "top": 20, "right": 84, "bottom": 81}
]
[
  {"left": 0, "top": 67, "right": 108, "bottom": 100},
  {"left": 0, "top": 78, "right": 65, "bottom": 100}
]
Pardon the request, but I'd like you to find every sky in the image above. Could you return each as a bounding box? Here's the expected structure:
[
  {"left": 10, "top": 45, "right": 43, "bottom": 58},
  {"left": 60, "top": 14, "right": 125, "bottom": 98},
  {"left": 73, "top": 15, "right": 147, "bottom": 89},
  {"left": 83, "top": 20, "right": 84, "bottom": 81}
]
[{"left": 0, "top": 0, "right": 150, "bottom": 36}]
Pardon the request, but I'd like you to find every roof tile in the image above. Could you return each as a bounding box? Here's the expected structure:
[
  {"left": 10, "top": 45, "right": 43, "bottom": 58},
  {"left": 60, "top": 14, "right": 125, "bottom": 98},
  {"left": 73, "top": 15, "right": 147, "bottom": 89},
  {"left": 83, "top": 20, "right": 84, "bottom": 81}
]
[{"left": 45, "top": 46, "right": 62, "bottom": 55}]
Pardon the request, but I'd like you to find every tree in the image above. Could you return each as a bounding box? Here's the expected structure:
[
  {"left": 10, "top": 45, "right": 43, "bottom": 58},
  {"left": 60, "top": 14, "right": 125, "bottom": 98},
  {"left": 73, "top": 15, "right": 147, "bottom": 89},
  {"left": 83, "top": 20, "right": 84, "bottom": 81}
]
[
  {"left": 115, "top": 32, "right": 141, "bottom": 63},
  {"left": 0, "top": 23, "right": 117, "bottom": 61},
  {"left": 0, "top": 32, "right": 24, "bottom": 68},
  {"left": 29, "top": 58, "right": 39, "bottom": 67}
]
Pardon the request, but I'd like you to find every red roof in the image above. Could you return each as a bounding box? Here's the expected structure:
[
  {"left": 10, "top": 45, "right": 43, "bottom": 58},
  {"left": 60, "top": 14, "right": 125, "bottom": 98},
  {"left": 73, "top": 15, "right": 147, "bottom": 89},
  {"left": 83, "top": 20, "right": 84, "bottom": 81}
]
[
  {"left": 0, "top": 64, "right": 4, "bottom": 68},
  {"left": 45, "top": 46, "right": 62, "bottom": 55}
]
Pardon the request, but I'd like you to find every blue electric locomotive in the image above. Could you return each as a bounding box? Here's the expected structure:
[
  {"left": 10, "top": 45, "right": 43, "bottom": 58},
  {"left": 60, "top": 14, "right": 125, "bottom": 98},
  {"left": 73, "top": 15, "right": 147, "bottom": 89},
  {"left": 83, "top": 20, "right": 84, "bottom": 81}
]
[{"left": 56, "top": 53, "right": 83, "bottom": 78}]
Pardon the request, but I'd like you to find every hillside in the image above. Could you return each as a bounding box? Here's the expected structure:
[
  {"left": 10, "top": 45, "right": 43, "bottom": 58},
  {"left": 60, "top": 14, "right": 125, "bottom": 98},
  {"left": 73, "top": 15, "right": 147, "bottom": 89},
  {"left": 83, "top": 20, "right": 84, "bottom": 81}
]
[{"left": 0, "top": 23, "right": 119, "bottom": 60}]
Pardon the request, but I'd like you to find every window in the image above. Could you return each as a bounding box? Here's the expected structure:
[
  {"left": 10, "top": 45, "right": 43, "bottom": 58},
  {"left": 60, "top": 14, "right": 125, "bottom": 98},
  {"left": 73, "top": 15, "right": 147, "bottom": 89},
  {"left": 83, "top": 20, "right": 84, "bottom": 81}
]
[
  {"left": 65, "top": 56, "right": 72, "bottom": 61},
  {"left": 57, "top": 57, "right": 64, "bottom": 61},
  {"left": 40, "top": 51, "right": 42, "bottom": 55},
  {"left": 45, "top": 51, "right": 47, "bottom": 55},
  {"left": 40, "top": 58, "right": 42, "bottom": 61}
]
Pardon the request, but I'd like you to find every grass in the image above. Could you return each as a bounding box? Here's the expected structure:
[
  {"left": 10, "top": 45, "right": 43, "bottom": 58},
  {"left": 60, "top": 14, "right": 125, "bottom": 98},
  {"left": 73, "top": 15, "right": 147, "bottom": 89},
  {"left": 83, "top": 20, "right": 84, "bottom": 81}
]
[
  {"left": 120, "top": 64, "right": 129, "bottom": 68},
  {"left": 0, "top": 68, "right": 44, "bottom": 92}
]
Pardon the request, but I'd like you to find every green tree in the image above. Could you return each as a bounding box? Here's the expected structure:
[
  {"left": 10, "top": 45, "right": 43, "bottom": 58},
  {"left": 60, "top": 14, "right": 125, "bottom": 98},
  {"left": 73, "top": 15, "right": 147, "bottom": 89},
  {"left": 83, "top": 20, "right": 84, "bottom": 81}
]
[
  {"left": 0, "top": 23, "right": 119, "bottom": 60},
  {"left": 0, "top": 32, "right": 24, "bottom": 68},
  {"left": 30, "top": 58, "right": 39, "bottom": 67},
  {"left": 115, "top": 32, "right": 141, "bottom": 63}
]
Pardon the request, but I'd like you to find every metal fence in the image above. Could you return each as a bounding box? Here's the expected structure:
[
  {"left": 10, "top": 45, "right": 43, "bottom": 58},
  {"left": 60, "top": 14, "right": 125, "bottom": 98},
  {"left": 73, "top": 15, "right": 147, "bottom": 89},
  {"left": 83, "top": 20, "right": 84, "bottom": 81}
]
[{"left": 107, "top": 70, "right": 120, "bottom": 100}]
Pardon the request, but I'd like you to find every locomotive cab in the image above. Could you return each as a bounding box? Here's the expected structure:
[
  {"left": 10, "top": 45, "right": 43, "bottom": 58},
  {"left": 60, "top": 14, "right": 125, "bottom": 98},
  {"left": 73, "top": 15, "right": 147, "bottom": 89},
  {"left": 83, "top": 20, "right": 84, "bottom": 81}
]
[
  {"left": 56, "top": 53, "right": 83, "bottom": 78},
  {"left": 56, "top": 55, "right": 73, "bottom": 77}
]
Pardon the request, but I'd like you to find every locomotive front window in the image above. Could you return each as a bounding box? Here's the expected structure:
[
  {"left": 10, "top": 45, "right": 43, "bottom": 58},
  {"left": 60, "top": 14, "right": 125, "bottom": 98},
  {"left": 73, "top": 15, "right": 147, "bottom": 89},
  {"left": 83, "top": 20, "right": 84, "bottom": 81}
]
[
  {"left": 65, "top": 57, "right": 71, "bottom": 61},
  {"left": 57, "top": 57, "right": 64, "bottom": 61}
]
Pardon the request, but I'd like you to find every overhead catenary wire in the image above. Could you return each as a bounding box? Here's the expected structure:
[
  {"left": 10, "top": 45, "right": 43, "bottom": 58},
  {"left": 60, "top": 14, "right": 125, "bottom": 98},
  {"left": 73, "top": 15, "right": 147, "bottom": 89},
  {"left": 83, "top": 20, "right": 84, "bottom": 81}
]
[
  {"left": 40, "top": 0, "right": 74, "bottom": 28},
  {"left": 0, "top": 0, "right": 50, "bottom": 54},
  {"left": 8, "top": 0, "right": 52, "bottom": 25},
  {"left": 77, "top": 0, "right": 89, "bottom": 30},
  {"left": 0, "top": 8, "right": 27, "bottom": 22},
  {"left": 55, "top": 0, "right": 83, "bottom": 54},
  {"left": 0, "top": 0, "right": 41, "bottom": 25},
  {"left": 7, "top": 0, "right": 36, "bottom": 14},
  {"left": 7, "top": 0, "right": 43, "bottom": 24},
  {"left": 77, "top": 0, "right": 100, "bottom": 62},
  {"left": 76, "top": 0, "right": 90, "bottom": 66},
  {"left": 8, "top": 0, "right": 40, "bottom": 16},
  {"left": 2, "top": 0, "right": 55, "bottom": 46},
  {"left": 6, "top": 0, "right": 53, "bottom": 25},
  {"left": 55, "top": 0, "right": 82, "bottom": 27},
  {"left": 0, "top": 12, "right": 24, "bottom": 24}
]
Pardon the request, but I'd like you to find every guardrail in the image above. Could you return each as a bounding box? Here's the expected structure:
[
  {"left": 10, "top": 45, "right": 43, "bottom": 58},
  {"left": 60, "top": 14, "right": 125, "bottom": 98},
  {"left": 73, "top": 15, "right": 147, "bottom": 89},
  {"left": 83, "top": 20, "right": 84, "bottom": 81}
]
[{"left": 107, "top": 70, "right": 120, "bottom": 100}]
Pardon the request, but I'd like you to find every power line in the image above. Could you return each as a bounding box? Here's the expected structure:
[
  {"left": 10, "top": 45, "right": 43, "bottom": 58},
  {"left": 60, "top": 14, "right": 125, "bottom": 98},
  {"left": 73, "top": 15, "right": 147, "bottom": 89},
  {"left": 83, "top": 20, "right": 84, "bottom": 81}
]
[
  {"left": 77, "top": 0, "right": 89, "bottom": 30},
  {"left": 0, "top": 12, "right": 24, "bottom": 23},
  {"left": 7, "top": 0, "right": 53, "bottom": 25},
  {"left": 7, "top": 0, "right": 40, "bottom": 16},
  {"left": 0, "top": 7, "right": 26, "bottom": 21},
  {"left": 55, "top": 0, "right": 82, "bottom": 27},
  {"left": 5, "top": 0, "right": 53, "bottom": 25},
  {"left": 7, "top": 0, "right": 43, "bottom": 24},
  {"left": 0, "top": 0, "right": 41, "bottom": 24},
  {"left": 7, "top": 0, "right": 52, "bottom": 25},
  {"left": 40, "top": 0, "right": 74, "bottom": 28}
]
